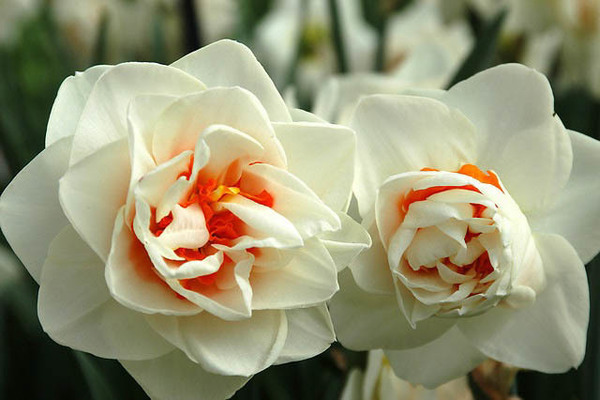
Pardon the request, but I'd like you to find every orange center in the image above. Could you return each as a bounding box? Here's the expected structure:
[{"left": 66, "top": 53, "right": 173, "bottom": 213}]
[
  {"left": 151, "top": 176, "right": 274, "bottom": 289},
  {"left": 401, "top": 164, "right": 501, "bottom": 284}
]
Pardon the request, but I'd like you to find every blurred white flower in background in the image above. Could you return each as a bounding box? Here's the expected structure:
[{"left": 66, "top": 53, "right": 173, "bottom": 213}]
[
  {"left": 0, "top": 0, "right": 39, "bottom": 45},
  {"left": 254, "top": 0, "right": 376, "bottom": 102},
  {"left": 384, "top": 0, "right": 472, "bottom": 85},
  {"left": 341, "top": 350, "right": 473, "bottom": 400},
  {"left": 459, "top": 0, "right": 600, "bottom": 97},
  {"left": 313, "top": 0, "right": 473, "bottom": 125},
  {"left": 51, "top": 0, "right": 183, "bottom": 66},
  {"left": 194, "top": 0, "right": 238, "bottom": 43}
]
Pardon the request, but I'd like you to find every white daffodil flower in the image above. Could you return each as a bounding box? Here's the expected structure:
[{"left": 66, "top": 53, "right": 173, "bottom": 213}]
[
  {"left": 330, "top": 64, "right": 600, "bottom": 388},
  {"left": 341, "top": 350, "right": 473, "bottom": 400},
  {"left": 0, "top": 40, "right": 369, "bottom": 400}
]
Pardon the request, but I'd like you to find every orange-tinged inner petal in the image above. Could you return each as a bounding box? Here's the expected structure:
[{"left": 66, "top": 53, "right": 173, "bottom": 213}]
[
  {"left": 151, "top": 175, "right": 274, "bottom": 292},
  {"left": 398, "top": 164, "right": 502, "bottom": 304}
]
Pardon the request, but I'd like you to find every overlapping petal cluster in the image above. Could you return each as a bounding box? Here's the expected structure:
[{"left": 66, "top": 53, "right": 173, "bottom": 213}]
[
  {"left": 0, "top": 40, "right": 369, "bottom": 399},
  {"left": 331, "top": 64, "right": 600, "bottom": 387}
]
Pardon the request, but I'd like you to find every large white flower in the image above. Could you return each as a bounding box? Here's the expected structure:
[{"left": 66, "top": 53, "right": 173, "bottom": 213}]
[
  {"left": 330, "top": 64, "right": 600, "bottom": 387},
  {"left": 0, "top": 40, "right": 369, "bottom": 400}
]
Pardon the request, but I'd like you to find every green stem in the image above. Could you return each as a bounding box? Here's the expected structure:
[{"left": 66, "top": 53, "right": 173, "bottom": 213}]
[{"left": 327, "top": 0, "right": 348, "bottom": 73}]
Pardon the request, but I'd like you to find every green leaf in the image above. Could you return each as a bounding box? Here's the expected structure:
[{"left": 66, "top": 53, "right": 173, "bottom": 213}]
[
  {"left": 74, "top": 352, "right": 119, "bottom": 400},
  {"left": 327, "top": 0, "right": 348, "bottom": 73},
  {"left": 447, "top": 8, "right": 507, "bottom": 88}
]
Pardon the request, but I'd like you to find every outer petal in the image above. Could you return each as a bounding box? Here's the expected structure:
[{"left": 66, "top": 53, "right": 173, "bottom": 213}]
[
  {"left": 348, "top": 220, "right": 395, "bottom": 294},
  {"left": 38, "top": 226, "right": 173, "bottom": 360},
  {"left": 46, "top": 65, "right": 112, "bottom": 147},
  {"left": 70, "top": 62, "right": 205, "bottom": 164},
  {"left": 151, "top": 87, "right": 285, "bottom": 168},
  {"left": 273, "top": 121, "right": 356, "bottom": 211},
  {"left": 146, "top": 309, "right": 288, "bottom": 376},
  {"left": 441, "top": 64, "right": 572, "bottom": 214},
  {"left": 105, "top": 210, "right": 201, "bottom": 316},
  {"left": 384, "top": 327, "right": 486, "bottom": 389},
  {"left": 458, "top": 233, "right": 589, "bottom": 372},
  {"left": 121, "top": 350, "right": 249, "bottom": 400},
  {"left": 59, "top": 138, "right": 130, "bottom": 261},
  {"left": 0, "top": 137, "right": 73, "bottom": 282},
  {"left": 318, "top": 212, "right": 372, "bottom": 272},
  {"left": 531, "top": 130, "right": 600, "bottom": 263},
  {"left": 251, "top": 239, "right": 338, "bottom": 310},
  {"left": 329, "top": 270, "right": 455, "bottom": 350},
  {"left": 275, "top": 304, "right": 335, "bottom": 364},
  {"left": 351, "top": 95, "right": 477, "bottom": 216},
  {"left": 171, "top": 39, "right": 291, "bottom": 123},
  {"left": 312, "top": 74, "right": 411, "bottom": 125}
]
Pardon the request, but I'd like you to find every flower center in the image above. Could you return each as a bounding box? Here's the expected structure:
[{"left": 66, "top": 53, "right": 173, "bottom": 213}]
[
  {"left": 151, "top": 177, "right": 274, "bottom": 288},
  {"left": 388, "top": 164, "right": 517, "bottom": 321}
]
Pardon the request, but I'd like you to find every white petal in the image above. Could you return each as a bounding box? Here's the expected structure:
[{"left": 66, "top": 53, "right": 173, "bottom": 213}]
[
  {"left": 218, "top": 194, "right": 303, "bottom": 249},
  {"left": 384, "top": 326, "right": 486, "bottom": 388},
  {"left": 349, "top": 221, "right": 395, "bottom": 294},
  {"left": 46, "top": 65, "right": 111, "bottom": 147},
  {"left": 171, "top": 39, "right": 291, "bottom": 123},
  {"left": 146, "top": 309, "right": 288, "bottom": 376},
  {"left": 199, "top": 124, "right": 265, "bottom": 184},
  {"left": 273, "top": 121, "right": 355, "bottom": 211},
  {"left": 70, "top": 62, "right": 205, "bottom": 164},
  {"left": 340, "top": 369, "right": 363, "bottom": 400},
  {"left": 376, "top": 171, "right": 428, "bottom": 246},
  {"left": 0, "top": 137, "right": 72, "bottom": 282},
  {"left": 127, "top": 94, "right": 179, "bottom": 184},
  {"left": 59, "top": 138, "right": 130, "bottom": 261},
  {"left": 275, "top": 304, "right": 335, "bottom": 364},
  {"left": 404, "top": 226, "right": 463, "bottom": 269},
  {"left": 531, "top": 130, "right": 600, "bottom": 263},
  {"left": 458, "top": 233, "right": 589, "bottom": 372},
  {"left": 313, "top": 74, "right": 412, "bottom": 125},
  {"left": 441, "top": 64, "right": 572, "bottom": 213},
  {"left": 158, "top": 204, "right": 209, "bottom": 250},
  {"left": 38, "top": 226, "right": 173, "bottom": 360},
  {"left": 121, "top": 350, "right": 249, "bottom": 400},
  {"left": 151, "top": 87, "right": 285, "bottom": 168},
  {"left": 240, "top": 163, "right": 341, "bottom": 238},
  {"left": 135, "top": 150, "right": 192, "bottom": 211},
  {"left": 318, "top": 212, "right": 371, "bottom": 272},
  {"left": 105, "top": 211, "right": 201, "bottom": 316},
  {"left": 164, "top": 253, "right": 254, "bottom": 321},
  {"left": 329, "top": 270, "right": 454, "bottom": 350},
  {"left": 289, "top": 108, "right": 327, "bottom": 123},
  {"left": 251, "top": 239, "right": 338, "bottom": 310},
  {"left": 351, "top": 95, "right": 477, "bottom": 216}
]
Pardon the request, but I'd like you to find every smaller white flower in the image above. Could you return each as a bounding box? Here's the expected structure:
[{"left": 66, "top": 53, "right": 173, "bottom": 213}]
[{"left": 330, "top": 64, "right": 600, "bottom": 388}]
